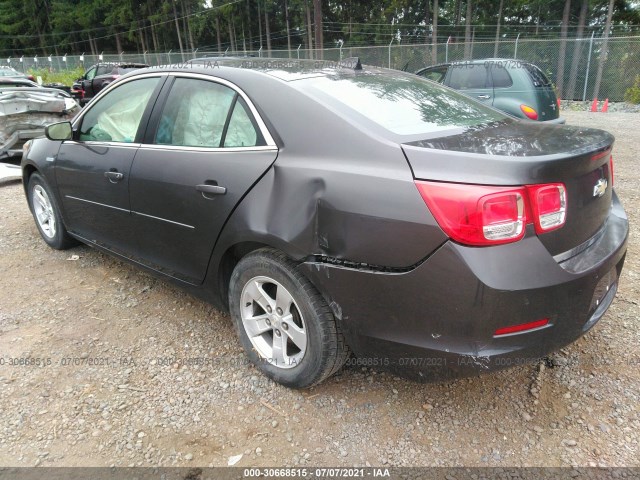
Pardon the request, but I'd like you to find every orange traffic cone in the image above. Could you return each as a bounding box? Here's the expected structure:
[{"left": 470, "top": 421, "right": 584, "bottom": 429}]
[
  {"left": 591, "top": 98, "right": 599, "bottom": 112},
  {"left": 602, "top": 98, "right": 609, "bottom": 113}
]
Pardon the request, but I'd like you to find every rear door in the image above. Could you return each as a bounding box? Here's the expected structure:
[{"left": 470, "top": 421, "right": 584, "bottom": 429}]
[
  {"left": 128, "top": 74, "right": 278, "bottom": 284},
  {"left": 445, "top": 63, "right": 493, "bottom": 105}
]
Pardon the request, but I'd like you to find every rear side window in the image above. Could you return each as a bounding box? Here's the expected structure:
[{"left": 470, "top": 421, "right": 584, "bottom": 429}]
[
  {"left": 303, "top": 73, "right": 506, "bottom": 136},
  {"left": 490, "top": 66, "right": 513, "bottom": 88},
  {"left": 155, "top": 78, "right": 262, "bottom": 148},
  {"left": 524, "top": 64, "right": 551, "bottom": 87},
  {"left": 448, "top": 64, "right": 489, "bottom": 89}
]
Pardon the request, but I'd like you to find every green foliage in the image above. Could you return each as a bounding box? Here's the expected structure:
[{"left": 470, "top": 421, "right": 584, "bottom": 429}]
[
  {"left": 624, "top": 75, "right": 640, "bottom": 104},
  {"left": 27, "top": 66, "right": 84, "bottom": 86},
  {"left": 0, "top": 0, "right": 639, "bottom": 56}
]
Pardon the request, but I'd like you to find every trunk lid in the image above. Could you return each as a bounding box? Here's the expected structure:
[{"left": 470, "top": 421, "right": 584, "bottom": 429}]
[{"left": 403, "top": 120, "right": 614, "bottom": 256}]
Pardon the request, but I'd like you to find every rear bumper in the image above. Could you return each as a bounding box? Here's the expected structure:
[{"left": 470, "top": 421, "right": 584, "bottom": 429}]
[
  {"left": 302, "top": 192, "right": 628, "bottom": 382},
  {"left": 543, "top": 116, "right": 565, "bottom": 124}
]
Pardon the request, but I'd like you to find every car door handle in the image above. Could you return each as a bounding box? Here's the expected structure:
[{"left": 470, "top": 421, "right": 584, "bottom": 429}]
[
  {"left": 104, "top": 170, "right": 124, "bottom": 183},
  {"left": 196, "top": 184, "right": 227, "bottom": 197},
  {"left": 477, "top": 94, "right": 491, "bottom": 99}
]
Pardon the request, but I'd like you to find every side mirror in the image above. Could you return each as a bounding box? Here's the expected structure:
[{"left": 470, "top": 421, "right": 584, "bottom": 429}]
[{"left": 45, "top": 121, "right": 73, "bottom": 141}]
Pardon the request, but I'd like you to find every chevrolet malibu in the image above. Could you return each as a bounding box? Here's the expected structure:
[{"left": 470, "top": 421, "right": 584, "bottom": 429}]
[{"left": 21, "top": 59, "right": 627, "bottom": 388}]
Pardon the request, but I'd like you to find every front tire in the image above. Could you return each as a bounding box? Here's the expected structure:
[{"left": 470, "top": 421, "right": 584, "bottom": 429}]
[
  {"left": 27, "top": 173, "right": 77, "bottom": 250},
  {"left": 229, "top": 248, "right": 349, "bottom": 388}
]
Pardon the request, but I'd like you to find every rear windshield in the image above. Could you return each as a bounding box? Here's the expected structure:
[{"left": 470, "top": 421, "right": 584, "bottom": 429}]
[
  {"left": 524, "top": 64, "right": 552, "bottom": 87},
  {"left": 301, "top": 73, "right": 506, "bottom": 136}
]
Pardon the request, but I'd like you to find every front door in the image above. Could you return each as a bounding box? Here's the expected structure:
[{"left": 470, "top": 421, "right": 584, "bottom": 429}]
[
  {"left": 129, "top": 76, "right": 278, "bottom": 284},
  {"left": 55, "top": 76, "right": 164, "bottom": 253}
]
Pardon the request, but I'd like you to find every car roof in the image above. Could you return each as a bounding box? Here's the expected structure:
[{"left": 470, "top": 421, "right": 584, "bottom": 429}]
[{"left": 134, "top": 57, "right": 379, "bottom": 83}]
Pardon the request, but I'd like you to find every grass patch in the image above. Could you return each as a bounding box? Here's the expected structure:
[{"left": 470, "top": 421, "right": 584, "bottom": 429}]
[{"left": 27, "top": 67, "right": 84, "bottom": 86}]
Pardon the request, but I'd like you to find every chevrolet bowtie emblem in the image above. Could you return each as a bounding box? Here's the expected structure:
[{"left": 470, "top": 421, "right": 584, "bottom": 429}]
[{"left": 593, "top": 178, "right": 608, "bottom": 198}]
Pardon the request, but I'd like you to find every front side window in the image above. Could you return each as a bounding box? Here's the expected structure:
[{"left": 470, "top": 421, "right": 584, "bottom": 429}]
[
  {"left": 79, "top": 77, "right": 160, "bottom": 143},
  {"left": 155, "top": 78, "right": 261, "bottom": 148}
]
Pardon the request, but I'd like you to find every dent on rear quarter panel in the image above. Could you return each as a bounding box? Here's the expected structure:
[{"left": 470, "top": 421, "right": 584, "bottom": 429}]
[
  {"left": 213, "top": 159, "right": 446, "bottom": 270},
  {"left": 209, "top": 70, "right": 448, "bottom": 274}
]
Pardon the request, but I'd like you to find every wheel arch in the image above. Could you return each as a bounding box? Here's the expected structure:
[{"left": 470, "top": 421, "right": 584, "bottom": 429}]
[
  {"left": 21, "top": 163, "right": 39, "bottom": 199},
  {"left": 216, "top": 241, "right": 274, "bottom": 311}
]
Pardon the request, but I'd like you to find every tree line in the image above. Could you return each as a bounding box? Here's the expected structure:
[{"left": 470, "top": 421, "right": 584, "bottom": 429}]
[{"left": 0, "top": 0, "right": 638, "bottom": 57}]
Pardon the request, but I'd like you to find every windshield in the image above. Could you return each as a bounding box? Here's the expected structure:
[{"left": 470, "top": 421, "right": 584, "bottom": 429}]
[{"left": 300, "top": 72, "right": 507, "bottom": 136}]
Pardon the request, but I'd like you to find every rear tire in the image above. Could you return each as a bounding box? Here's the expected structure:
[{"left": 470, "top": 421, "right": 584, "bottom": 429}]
[
  {"left": 229, "top": 248, "right": 349, "bottom": 388},
  {"left": 27, "top": 173, "right": 77, "bottom": 250}
]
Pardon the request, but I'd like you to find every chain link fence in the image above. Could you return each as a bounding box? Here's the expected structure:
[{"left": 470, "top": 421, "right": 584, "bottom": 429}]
[{"left": 7, "top": 35, "right": 640, "bottom": 102}]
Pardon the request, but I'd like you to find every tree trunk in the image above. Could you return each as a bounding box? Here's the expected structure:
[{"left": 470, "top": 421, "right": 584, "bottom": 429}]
[
  {"left": 285, "top": 0, "right": 292, "bottom": 58},
  {"left": 216, "top": 16, "right": 222, "bottom": 53},
  {"left": 425, "top": 0, "right": 430, "bottom": 44},
  {"left": 115, "top": 32, "right": 122, "bottom": 54},
  {"left": 265, "top": 1, "right": 271, "bottom": 55},
  {"left": 566, "top": 0, "right": 588, "bottom": 100},
  {"left": 151, "top": 22, "right": 160, "bottom": 53},
  {"left": 464, "top": 0, "right": 472, "bottom": 59},
  {"left": 232, "top": 20, "right": 238, "bottom": 53},
  {"left": 257, "top": 0, "right": 263, "bottom": 50},
  {"left": 228, "top": 17, "right": 235, "bottom": 52},
  {"left": 313, "top": 0, "right": 323, "bottom": 59},
  {"left": 535, "top": 1, "right": 541, "bottom": 35},
  {"left": 172, "top": 0, "right": 185, "bottom": 60},
  {"left": 245, "top": 0, "right": 252, "bottom": 52},
  {"left": 454, "top": 0, "right": 461, "bottom": 26},
  {"left": 593, "top": 0, "right": 614, "bottom": 100},
  {"left": 306, "top": 1, "right": 313, "bottom": 59},
  {"left": 140, "top": 22, "right": 147, "bottom": 54},
  {"left": 88, "top": 35, "right": 97, "bottom": 56},
  {"left": 493, "top": 0, "right": 504, "bottom": 57},
  {"left": 556, "top": 0, "right": 571, "bottom": 99},
  {"left": 432, "top": 0, "right": 438, "bottom": 63},
  {"left": 242, "top": 20, "right": 247, "bottom": 53},
  {"left": 183, "top": 0, "right": 195, "bottom": 52}
]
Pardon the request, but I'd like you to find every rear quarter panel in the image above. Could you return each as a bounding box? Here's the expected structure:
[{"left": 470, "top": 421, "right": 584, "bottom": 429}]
[{"left": 208, "top": 72, "right": 448, "bottom": 273}]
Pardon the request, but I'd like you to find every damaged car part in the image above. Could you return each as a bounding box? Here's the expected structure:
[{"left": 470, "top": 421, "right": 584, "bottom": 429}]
[
  {"left": 1, "top": 86, "right": 79, "bottom": 160},
  {"left": 22, "top": 59, "right": 627, "bottom": 387}
]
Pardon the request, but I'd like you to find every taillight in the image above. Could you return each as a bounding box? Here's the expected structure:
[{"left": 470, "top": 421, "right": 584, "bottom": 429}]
[
  {"left": 415, "top": 182, "right": 528, "bottom": 246},
  {"left": 416, "top": 181, "right": 568, "bottom": 246},
  {"left": 520, "top": 104, "right": 538, "bottom": 120},
  {"left": 609, "top": 155, "right": 614, "bottom": 186},
  {"left": 526, "top": 183, "right": 566, "bottom": 233}
]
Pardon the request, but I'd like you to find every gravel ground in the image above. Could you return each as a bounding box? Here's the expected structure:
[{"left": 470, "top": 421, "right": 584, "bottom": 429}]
[{"left": 0, "top": 110, "right": 639, "bottom": 468}]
